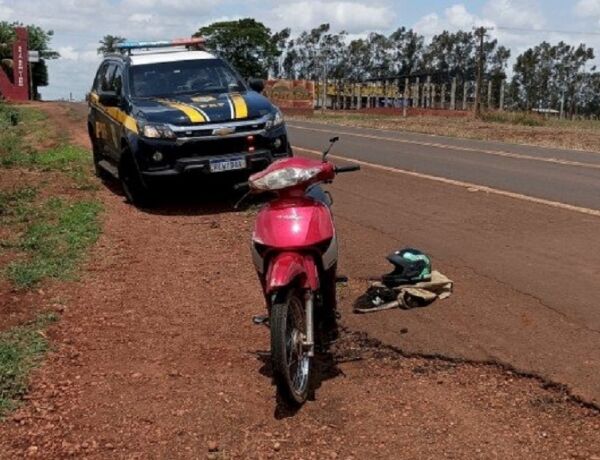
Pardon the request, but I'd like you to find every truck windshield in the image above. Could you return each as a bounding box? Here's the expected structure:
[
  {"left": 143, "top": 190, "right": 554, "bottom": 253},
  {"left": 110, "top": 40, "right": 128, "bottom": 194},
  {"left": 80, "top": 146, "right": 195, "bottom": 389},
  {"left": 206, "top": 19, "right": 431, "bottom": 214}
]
[{"left": 130, "top": 59, "right": 246, "bottom": 97}]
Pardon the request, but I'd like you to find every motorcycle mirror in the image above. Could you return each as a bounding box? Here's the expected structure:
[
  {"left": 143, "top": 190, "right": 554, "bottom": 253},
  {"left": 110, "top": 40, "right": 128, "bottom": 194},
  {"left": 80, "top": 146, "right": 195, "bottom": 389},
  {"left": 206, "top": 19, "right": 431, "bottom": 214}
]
[{"left": 322, "top": 136, "right": 340, "bottom": 161}]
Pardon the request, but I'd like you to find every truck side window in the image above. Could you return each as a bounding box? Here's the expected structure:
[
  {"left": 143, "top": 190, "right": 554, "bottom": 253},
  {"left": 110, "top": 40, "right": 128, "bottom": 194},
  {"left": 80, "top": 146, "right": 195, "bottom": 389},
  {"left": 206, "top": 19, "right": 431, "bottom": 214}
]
[
  {"left": 92, "top": 63, "right": 108, "bottom": 93},
  {"left": 100, "top": 63, "right": 116, "bottom": 92},
  {"left": 112, "top": 66, "right": 124, "bottom": 96}
]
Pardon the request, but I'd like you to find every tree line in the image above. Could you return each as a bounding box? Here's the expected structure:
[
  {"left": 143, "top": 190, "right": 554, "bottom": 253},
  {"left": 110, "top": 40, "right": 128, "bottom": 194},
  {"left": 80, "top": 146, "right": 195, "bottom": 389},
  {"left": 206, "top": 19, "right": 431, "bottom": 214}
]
[
  {"left": 98, "top": 18, "right": 599, "bottom": 117},
  {"left": 192, "top": 19, "right": 599, "bottom": 117}
]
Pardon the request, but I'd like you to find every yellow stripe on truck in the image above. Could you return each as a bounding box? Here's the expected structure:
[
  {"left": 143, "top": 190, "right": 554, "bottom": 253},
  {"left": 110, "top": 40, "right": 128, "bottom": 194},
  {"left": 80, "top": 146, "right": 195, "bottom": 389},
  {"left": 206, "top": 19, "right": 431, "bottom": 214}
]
[
  {"left": 89, "top": 91, "right": 138, "bottom": 134},
  {"left": 159, "top": 99, "right": 207, "bottom": 123},
  {"left": 106, "top": 108, "right": 139, "bottom": 133},
  {"left": 230, "top": 94, "right": 248, "bottom": 119}
]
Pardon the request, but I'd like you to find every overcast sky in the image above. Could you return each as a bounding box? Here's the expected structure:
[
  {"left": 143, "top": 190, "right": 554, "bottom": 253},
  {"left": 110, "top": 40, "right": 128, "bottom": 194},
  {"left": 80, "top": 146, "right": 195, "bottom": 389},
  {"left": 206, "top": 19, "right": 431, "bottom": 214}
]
[{"left": 1, "top": 0, "right": 600, "bottom": 100}]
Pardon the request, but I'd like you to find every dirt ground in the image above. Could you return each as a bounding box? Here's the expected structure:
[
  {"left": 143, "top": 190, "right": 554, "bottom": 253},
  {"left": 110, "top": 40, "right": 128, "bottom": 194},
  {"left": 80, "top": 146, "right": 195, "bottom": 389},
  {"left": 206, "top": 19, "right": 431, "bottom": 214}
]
[{"left": 1, "top": 103, "right": 599, "bottom": 459}]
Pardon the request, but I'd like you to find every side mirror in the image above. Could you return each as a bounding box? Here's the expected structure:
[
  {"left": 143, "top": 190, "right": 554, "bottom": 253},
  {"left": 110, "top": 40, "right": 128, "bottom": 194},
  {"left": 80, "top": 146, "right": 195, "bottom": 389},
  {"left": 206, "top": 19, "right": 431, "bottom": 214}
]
[
  {"left": 248, "top": 78, "right": 265, "bottom": 93},
  {"left": 322, "top": 136, "right": 340, "bottom": 161},
  {"left": 98, "top": 91, "right": 120, "bottom": 107}
]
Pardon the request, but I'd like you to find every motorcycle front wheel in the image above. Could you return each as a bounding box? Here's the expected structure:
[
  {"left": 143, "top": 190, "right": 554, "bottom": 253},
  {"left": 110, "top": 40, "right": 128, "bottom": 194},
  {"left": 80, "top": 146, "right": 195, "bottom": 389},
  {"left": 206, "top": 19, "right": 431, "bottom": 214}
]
[{"left": 270, "top": 290, "right": 311, "bottom": 405}]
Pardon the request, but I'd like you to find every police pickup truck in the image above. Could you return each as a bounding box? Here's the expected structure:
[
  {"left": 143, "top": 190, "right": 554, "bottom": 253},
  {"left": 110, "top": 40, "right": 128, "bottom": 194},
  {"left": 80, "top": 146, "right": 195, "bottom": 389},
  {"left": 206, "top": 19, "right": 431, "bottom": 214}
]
[{"left": 87, "top": 38, "right": 291, "bottom": 206}]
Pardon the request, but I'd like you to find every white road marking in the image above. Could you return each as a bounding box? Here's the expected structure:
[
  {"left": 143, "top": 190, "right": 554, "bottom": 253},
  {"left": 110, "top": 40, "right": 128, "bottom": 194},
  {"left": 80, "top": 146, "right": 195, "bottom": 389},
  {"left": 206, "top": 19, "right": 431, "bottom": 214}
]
[
  {"left": 288, "top": 124, "right": 600, "bottom": 171},
  {"left": 293, "top": 146, "right": 600, "bottom": 218}
]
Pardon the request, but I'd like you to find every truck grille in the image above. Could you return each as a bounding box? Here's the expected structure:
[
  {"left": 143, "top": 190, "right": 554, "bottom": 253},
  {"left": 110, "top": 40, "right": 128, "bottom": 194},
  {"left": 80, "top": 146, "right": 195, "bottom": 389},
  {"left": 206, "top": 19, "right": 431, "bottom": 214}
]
[
  {"left": 175, "top": 121, "right": 266, "bottom": 139},
  {"left": 175, "top": 137, "right": 263, "bottom": 157}
]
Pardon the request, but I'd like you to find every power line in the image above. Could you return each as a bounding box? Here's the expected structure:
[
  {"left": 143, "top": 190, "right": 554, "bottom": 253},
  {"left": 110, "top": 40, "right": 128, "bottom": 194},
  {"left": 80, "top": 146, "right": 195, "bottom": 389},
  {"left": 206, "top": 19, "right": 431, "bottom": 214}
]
[{"left": 496, "top": 26, "right": 600, "bottom": 36}]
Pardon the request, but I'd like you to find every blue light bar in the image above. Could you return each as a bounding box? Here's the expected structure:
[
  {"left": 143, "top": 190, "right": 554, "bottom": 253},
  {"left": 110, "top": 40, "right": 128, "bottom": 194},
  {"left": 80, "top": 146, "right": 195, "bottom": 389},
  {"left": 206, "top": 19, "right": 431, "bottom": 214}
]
[{"left": 116, "top": 37, "right": 205, "bottom": 50}]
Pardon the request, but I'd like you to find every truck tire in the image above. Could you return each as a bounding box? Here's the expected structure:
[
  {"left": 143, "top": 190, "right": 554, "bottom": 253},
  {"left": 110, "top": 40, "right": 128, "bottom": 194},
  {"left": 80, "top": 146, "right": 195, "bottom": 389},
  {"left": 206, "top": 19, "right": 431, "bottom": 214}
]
[{"left": 119, "top": 150, "right": 155, "bottom": 208}]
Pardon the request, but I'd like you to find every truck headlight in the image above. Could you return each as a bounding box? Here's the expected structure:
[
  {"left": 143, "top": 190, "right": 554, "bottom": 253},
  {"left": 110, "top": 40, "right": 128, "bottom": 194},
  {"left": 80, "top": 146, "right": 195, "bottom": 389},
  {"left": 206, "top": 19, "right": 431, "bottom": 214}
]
[
  {"left": 265, "top": 109, "right": 284, "bottom": 130},
  {"left": 141, "top": 123, "right": 176, "bottom": 139}
]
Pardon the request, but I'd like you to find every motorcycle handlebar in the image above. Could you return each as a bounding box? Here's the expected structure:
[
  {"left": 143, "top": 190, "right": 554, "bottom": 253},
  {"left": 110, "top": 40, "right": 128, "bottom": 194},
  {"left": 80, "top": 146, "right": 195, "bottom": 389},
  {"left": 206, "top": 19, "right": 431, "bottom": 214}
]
[{"left": 335, "top": 164, "right": 361, "bottom": 174}]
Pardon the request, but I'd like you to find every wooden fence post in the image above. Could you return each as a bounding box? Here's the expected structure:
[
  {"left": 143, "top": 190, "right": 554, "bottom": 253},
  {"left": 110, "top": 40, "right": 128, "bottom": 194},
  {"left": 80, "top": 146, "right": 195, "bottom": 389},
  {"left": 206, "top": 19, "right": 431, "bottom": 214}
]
[
  {"left": 403, "top": 77, "right": 409, "bottom": 117},
  {"left": 441, "top": 84, "right": 446, "bottom": 110},
  {"left": 415, "top": 77, "right": 420, "bottom": 108},
  {"left": 426, "top": 76, "right": 432, "bottom": 108}
]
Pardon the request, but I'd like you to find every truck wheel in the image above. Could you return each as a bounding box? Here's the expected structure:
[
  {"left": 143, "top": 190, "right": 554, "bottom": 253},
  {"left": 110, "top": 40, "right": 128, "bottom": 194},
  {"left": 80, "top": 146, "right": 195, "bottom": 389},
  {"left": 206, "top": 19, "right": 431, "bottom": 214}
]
[
  {"left": 270, "top": 289, "right": 311, "bottom": 406},
  {"left": 119, "top": 151, "right": 154, "bottom": 208}
]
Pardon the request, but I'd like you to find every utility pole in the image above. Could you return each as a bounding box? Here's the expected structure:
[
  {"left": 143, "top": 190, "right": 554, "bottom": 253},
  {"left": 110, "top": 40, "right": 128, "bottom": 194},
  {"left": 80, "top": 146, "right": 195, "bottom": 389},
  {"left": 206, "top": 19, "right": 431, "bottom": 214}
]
[
  {"left": 473, "top": 26, "right": 492, "bottom": 117},
  {"left": 321, "top": 61, "right": 327, "bottom": 112}
]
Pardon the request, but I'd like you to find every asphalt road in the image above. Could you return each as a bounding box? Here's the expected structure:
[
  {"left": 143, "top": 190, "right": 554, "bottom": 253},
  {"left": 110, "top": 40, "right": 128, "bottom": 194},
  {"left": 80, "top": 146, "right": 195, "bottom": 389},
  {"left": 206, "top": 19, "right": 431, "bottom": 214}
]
[
  {"left": 287, "top": 119, "right": 600, "bottom": 405},
  {"left": 288, "top": 120, "right": 600, "bottom": 211}
]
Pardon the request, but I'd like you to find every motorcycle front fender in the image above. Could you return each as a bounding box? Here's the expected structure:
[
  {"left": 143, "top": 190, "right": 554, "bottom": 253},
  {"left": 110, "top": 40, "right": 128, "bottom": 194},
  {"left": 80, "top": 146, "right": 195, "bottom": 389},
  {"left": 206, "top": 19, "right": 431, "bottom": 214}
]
[{"left": 265, "top": 252, "right": 319, "bottom": 294}]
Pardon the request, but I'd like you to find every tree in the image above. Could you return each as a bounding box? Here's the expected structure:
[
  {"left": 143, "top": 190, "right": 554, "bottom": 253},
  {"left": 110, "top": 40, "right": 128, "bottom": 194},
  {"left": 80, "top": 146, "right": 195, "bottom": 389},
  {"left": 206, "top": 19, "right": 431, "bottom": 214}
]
[
  {"left": 97, "top": 35, "right": 126, "bottom": 55},
  {"left": 0, "top": 21, "right": 59, "bottom": 98},
  {"left": 195, "top": 19, "right": 280, "bottom": 78},
  {"left": 365, "top": 33, "right": 392, "bottom": 80},
  {"left": 487, "top": 45, "right": 511, "bottom": 107},
  {"left": 511, "top": 41, "right": 594, "bottom": 115},
  {"left": 270, "top": 28, "right": 291, "bottom": 78},
  {"left": 423, "top": 31, "right": 476, "bottom": 84},
  {"left": 292, "top": 24, "right": 332, "bottom": 80},
  {"left": 389, "top": 27, "right": 425, "bottom": 78},
  {"left": 345, "top": 38, "right": 371, "bottom": 82}
]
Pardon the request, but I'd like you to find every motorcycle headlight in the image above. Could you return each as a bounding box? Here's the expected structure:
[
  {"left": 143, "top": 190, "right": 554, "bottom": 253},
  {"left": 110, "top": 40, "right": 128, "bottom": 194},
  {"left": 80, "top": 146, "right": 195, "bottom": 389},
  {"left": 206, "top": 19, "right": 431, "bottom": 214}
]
[
  {"left": 250, "top": 166, "right": 321, "bottom": 191},
  {"left": 265, "top": 108, "right": 284, "bottom": 130},
  {"left": 141, "top": 123, "right": 176, "bottom": 139}
]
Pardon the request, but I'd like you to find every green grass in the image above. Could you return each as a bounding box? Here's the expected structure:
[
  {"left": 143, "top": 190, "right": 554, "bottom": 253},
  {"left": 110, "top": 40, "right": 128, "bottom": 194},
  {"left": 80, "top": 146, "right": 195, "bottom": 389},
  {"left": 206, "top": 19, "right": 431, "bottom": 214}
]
[
  {"left": 30, "top": 145, "right": 97, "bottom": 190},
  {"left": 480, "top": 111, "right": 546, "bottom": 127},
  {"left": 0, "top": 187, "right": 38, "bottom": 220},
  {"left": 0, "top": 103, "right": 102, "bottom": 417},
  {"left": 0, "top": 105, "right": 40, "bottom": 168},
  {"left": 0, "top": 313, "right": 58, "bottom": 416},
  {"left": 7, "top": 198, "right": 102, "bottom": 288},
  {"left": 30, "top": 145, "right": 89, "bottom": 171}
]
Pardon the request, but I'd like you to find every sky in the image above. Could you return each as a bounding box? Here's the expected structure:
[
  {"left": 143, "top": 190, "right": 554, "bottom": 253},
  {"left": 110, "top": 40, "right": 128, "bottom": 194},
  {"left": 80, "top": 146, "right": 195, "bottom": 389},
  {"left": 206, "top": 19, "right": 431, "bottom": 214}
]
[{"left": 1, "top": 0, "right": 600, "bottom": 100}]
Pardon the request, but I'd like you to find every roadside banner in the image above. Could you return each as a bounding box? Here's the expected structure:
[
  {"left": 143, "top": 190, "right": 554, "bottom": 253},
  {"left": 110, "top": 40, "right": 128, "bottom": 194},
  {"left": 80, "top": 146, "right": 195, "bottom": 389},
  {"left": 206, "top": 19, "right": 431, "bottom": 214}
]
[{"left": 264, "top": 80, "right": 315, "bottom": 110}]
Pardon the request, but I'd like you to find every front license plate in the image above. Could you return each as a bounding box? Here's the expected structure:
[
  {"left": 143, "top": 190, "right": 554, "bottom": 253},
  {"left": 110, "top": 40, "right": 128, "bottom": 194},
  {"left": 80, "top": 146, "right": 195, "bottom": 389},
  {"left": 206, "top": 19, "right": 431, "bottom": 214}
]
[{"left": 209, "top": 157, "right": 246, "bottom": 173}]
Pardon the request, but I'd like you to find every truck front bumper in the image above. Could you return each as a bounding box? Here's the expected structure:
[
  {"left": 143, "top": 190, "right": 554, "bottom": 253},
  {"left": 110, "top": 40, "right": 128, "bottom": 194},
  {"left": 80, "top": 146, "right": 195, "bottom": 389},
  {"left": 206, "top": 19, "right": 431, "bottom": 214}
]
[{"left": 141, "top": 149, "right": 283, "bottom": 178}]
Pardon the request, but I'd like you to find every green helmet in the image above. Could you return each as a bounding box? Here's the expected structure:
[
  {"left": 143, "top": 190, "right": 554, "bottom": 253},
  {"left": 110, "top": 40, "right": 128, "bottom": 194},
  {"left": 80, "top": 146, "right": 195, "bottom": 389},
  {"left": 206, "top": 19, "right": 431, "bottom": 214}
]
[{"left": 382, "top": 248, "right": 432, "bottom": 287}]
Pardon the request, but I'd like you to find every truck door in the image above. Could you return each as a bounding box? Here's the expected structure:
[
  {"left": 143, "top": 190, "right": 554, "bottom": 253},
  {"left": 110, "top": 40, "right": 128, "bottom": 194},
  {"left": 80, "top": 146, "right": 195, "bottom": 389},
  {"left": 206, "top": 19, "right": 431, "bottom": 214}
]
[{"left": 103, "top": 63, "right": 125, "bottom": 161}]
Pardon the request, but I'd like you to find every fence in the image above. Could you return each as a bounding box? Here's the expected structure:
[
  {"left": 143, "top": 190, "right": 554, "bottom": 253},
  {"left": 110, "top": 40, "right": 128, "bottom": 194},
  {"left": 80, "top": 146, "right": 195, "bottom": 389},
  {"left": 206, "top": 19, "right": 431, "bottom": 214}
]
[{"left": 313, "top": 77, "right": 507, "bottom": 112}]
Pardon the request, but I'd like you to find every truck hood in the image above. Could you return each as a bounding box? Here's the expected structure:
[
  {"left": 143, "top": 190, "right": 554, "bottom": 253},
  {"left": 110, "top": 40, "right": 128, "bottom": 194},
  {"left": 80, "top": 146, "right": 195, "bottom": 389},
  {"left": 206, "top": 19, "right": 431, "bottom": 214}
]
[{"left": 131, "top": 91, "right": 274, "bottom": 126}]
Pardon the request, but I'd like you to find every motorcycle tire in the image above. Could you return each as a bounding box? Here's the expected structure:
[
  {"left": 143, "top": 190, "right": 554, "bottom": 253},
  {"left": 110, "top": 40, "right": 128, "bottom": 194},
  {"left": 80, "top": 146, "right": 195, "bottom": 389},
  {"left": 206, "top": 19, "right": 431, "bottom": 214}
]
[{"left": 270, "top": 290, "right": 311, "bottom": 406}]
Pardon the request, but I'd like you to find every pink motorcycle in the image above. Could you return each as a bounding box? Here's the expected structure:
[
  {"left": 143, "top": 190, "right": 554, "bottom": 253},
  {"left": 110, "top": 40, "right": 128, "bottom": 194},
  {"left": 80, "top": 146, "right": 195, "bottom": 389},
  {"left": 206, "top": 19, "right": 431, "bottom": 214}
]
[{"left": 240, "top": 137, "right": 360, "bottom": 405}]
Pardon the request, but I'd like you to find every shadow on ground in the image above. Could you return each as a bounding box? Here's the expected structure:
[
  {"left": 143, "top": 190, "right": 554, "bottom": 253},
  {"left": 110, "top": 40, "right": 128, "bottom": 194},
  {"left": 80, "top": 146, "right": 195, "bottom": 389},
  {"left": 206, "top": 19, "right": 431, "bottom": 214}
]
[
  {"left": 100, "top": 177, "right": 269, "bottom": 216},
  {"left": 254, "top": 342, "right": 346, "bottom": 420}
]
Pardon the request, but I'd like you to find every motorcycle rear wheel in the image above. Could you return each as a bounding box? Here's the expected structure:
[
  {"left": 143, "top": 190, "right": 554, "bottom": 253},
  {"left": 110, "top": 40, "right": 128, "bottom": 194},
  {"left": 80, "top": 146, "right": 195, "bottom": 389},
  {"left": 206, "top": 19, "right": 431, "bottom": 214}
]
[{"left": 270, "top": 290, "right": 311, "bottom": 405}]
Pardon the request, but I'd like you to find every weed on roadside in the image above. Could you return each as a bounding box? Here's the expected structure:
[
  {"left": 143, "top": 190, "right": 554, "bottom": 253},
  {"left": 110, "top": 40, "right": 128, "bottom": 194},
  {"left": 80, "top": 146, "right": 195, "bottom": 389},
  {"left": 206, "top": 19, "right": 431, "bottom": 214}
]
[
  {"left": 480, "top": 111, "right": 545, "bottom": 127},
  {"left": 7, "top": 198, "right": 102, "bottom": 288},
  {"left": 0, "top": 313, "right": 58, "bottom": 416},
  {"left": 0, "top": 105, "right": 48, "bottom": 168},
  {"left": 0, "top": 187, "right": 38, "bottom": 221},
  {"left": 29, "top": 145, "right": 97, "bottom": 190}
]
